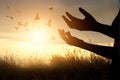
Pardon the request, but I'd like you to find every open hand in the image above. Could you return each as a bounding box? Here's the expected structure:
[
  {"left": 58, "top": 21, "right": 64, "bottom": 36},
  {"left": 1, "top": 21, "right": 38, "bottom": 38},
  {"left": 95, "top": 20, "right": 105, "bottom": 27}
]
[
  {"left": 62, "top": 7, "right": 99, "bottom": 31},
  {"left": 58, "top": 29, "right": 84, "bottom": 47}
]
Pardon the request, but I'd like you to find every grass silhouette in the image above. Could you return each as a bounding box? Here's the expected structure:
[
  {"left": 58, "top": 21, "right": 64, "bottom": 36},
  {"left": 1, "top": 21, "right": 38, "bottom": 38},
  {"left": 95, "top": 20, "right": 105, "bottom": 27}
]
[{"left": 0, "top": 48, "right": 111, "bottom": 80}]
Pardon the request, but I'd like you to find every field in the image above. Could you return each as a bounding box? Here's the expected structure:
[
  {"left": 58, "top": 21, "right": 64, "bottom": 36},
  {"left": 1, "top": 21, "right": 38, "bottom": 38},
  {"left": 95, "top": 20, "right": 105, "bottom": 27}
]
[{"left": 0, "top": 46, "right": 111, "bottom": 80}]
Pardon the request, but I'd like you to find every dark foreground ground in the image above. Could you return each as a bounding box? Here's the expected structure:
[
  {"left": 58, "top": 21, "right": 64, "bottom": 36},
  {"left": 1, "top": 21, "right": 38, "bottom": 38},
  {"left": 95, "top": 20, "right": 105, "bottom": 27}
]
[{"left": 0, "top": 54, "right": 111, "bottom": 80}]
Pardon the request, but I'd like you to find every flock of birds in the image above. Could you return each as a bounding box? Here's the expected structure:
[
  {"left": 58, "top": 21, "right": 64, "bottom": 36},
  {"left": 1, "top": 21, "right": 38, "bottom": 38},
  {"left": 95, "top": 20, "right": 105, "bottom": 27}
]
[{"left": 6, "top": 5, "right": 55, "bottom": 40}]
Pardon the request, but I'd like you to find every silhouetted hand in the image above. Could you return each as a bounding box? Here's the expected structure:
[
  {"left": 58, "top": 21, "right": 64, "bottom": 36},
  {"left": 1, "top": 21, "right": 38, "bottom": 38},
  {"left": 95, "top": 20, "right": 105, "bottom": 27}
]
[
  {"left": 62, "top": 7, "right": 99, "bottom": 31},
  {"left": 58, "top": 29, "right": 84, "bottom": 47},
  {"left": 59, "top": 7, "right": 119, "bottom": 79},
  {"left": 58, "top": 29, "right": 113, "bottom": 59},
  {"left": 62, "top": 7, "right": 119, "bottom": 39}
]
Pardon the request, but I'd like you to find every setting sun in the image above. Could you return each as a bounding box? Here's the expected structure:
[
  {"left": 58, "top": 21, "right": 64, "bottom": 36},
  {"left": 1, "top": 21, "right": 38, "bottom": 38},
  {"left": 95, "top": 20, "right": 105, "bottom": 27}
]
[
  {"left": 28, "top": 28, "right": 50, "bottom": 42},
  {"left": 0, "top": 0, "right": 116, "bottom": 79}
]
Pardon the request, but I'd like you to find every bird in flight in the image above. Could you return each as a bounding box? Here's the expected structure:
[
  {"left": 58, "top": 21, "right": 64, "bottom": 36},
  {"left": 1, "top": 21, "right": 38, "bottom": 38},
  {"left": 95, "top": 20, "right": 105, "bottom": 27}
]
[
  {"left": 18, "top": 21, "right": 28, "bottom": 27},
  {"left": 34, "top": 12, "right": 40, "bottom": 22},
  {"left": 6, "top": 16, "right": 14, "bottom": 19},
  {"left": 47, "top": 19, "right": 52, "bottom": 27},
  {"left": 18, "top": 21, "right": 22, "bottom": 26},
  {"left": 49, "top": 7, "right": 53, "bottom": 11},
  {"left": 7, "top": 6, "right": 10, "bottom": 9},
  {"left": 14, "top": 26, "right": 19, "bottom": 30}
]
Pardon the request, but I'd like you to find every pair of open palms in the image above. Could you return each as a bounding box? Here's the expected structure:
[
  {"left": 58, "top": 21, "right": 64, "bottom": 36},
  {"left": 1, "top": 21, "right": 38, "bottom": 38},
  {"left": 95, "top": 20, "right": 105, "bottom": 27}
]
[
  {"left": 58, "top": 7, "right": 119, "bottom": 60},
  {"left": 58, "top": 7, "right": 119, "bottom": 80}
]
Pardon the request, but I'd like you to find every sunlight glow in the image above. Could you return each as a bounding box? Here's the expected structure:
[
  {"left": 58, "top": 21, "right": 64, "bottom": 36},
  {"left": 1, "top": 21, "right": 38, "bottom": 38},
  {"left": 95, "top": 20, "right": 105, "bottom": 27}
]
[
  {"left": 28, "top": 27, "right": 50, "bottom": 43},
  {"left": 0, "top": 41, "right": 111, "bottom": 68}
]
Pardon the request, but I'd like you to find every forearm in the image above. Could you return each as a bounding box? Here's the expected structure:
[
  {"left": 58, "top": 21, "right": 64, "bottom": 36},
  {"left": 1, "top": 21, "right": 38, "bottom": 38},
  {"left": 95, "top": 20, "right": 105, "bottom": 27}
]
[
  {"left": 97, "top": 23, "right": 114, "bottom": 38},
  {"left": 75, "top": 41, "right": 114, "bottom": 59}
]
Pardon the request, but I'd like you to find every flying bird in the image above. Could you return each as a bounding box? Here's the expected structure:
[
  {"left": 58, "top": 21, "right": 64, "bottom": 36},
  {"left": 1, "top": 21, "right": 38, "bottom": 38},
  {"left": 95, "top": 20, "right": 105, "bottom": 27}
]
[
  {"left": 47, "top": 19, "right": 52, "bottom": 27},
  {"left": 18, "top": 21, "right": 22, "bottom": 26},
  {"left": 18, "top": 21, "right": 28, "bottom": 28},
  {"left": 6, "top": 16, "right": 14, "bottom": 19},
  {"left": 49, "top": 7, "right": 53, "bottom": 11},
  {"left": 7, "top": 5, "right": 10, "bottom": 9},
  {"left": 14, "top": 26, "right": 19, "bottom": 30},
  {"left": 34, "top": 12, "right": 40, "bottom": 22}
]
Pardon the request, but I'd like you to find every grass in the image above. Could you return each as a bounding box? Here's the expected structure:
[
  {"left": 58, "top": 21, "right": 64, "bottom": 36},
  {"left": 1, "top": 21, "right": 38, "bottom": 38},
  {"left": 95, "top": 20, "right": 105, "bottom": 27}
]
[{"left": 0, "top": 47, "right": 111, "bottom": 80}]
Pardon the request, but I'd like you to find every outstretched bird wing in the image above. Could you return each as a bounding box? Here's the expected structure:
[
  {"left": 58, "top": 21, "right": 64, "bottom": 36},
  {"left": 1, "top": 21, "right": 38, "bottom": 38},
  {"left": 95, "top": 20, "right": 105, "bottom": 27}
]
[
  {"left": 34, "top": 12, "right": 40, "bottom": 22},
  {"left": 47, "top": 19, "right": 52, "bottom": 27},
  {"left": 14, "top": 26, "right": 19, "bottom": 30}
]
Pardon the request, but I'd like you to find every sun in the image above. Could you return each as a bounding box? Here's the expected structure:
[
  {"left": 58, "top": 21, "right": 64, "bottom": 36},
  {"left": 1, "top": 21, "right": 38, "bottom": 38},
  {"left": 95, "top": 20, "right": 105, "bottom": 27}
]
[{"left": 28, "top": 28, "right": 50, "bottom": 43}]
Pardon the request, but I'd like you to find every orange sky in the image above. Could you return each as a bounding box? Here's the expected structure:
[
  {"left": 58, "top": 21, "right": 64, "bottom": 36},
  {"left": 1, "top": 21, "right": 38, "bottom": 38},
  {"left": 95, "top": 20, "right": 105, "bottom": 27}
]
[{"left": 0, "top": 0, "right": 119, "bottom": 47}]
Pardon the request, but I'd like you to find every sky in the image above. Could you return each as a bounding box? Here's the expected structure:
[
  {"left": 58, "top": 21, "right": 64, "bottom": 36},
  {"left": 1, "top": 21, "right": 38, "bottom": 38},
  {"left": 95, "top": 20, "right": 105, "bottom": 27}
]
[{"left": 0, "top": 0, "right": 119, "bottom": 48}]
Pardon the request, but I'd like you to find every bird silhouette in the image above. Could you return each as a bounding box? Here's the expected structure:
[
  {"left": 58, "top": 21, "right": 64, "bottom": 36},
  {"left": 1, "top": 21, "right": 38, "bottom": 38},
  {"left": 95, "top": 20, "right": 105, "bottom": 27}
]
[
  {"left": 18, "top": 21, "right": 22, "bottom": 26},
  {"left": 47, "top": 19, "right": 52, "bottom": 27},
  {"left": 18, "top": 21, "right": 28, "bottom": 27},
  {"left": 14, "top": 26, "right": 19, "bottom": 30},
  {"left": 34, "top": 12, "right": 40, "bottom": 22},
  {"left": 6, "top": 16, "right": 14, "bottom": 19},
  {"left": 7, "top": 5, "right": 10, "bottom": 9},
  {"left": 49, "top": 7, "right": 53, "bottom": 11}
]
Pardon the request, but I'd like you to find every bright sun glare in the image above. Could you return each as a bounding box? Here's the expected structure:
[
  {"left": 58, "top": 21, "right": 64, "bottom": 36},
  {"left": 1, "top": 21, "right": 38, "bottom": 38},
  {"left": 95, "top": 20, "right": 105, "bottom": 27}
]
[
  {"left": 24, "top": 21, "right": 52, "bottom": 43},
  {"left": 28, "top": 28, "right": 50, "bottom": 42},
  {"left": 15, "top": 27, "right": 52, "bottom": 51},
  {"left": 13, "top": 21, "right": 56, "bottom": 49}
]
